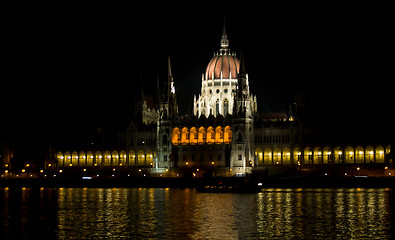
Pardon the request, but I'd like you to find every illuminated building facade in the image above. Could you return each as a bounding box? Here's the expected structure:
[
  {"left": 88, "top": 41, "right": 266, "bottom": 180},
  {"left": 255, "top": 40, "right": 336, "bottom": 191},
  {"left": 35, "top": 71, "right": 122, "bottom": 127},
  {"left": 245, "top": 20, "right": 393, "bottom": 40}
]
[{"left": 45, "top": 25, "right": 392, "bottom": 178}]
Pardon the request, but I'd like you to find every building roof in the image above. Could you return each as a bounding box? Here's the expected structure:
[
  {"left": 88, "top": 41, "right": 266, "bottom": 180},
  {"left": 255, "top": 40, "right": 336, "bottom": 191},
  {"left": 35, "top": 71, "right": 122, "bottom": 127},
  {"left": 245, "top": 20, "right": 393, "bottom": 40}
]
[
  {"left": 205, "top": 51, "right": 240, "bottom": 80},
  {"left": 204, "top": 20, "right": 240, "bottom": 80}
]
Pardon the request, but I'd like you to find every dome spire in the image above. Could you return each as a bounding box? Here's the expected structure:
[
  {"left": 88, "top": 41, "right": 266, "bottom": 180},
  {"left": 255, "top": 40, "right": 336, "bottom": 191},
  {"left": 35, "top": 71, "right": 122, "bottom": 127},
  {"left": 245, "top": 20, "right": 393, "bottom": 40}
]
[{"left": 220, "top": 18, "right": 229, "bottom": 49}]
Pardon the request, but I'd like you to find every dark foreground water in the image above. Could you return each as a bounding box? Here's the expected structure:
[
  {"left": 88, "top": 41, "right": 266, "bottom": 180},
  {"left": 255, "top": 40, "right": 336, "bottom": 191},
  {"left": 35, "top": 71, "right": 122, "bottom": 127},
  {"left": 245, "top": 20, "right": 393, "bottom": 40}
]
[{"left": 0, "top": 188, "right": 393, "bottom": 239}]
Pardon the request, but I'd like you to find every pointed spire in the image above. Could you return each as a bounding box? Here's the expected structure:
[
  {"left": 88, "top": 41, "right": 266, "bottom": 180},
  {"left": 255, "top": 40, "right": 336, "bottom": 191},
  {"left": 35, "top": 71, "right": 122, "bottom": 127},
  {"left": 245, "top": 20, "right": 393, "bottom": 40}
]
[
  {"left": 168, "top": 56, "right": 176, "bottom": 94},
  {"left": 168, "top": 55, "right": 173, "bottom": 83},
  {"left": 220, "top": 18, "right": 229, "bottom": 49},
  {"left": 238, "top": 51, "right": 247, "bottom": 78}
]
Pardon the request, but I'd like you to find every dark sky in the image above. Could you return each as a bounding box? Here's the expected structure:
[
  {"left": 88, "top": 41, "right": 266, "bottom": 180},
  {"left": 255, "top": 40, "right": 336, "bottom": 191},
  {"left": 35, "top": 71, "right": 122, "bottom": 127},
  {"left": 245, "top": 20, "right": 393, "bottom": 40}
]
[{"left": 1, "top": 3, "right": 393, "bottom": 153}]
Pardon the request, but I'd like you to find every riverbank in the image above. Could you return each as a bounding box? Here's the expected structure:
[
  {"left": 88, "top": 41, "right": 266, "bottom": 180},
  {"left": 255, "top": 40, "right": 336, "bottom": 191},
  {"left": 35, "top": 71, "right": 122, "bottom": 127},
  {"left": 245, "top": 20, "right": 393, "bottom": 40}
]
[{"left": 1, "top": 175, "right": 394, "bottom": 189}]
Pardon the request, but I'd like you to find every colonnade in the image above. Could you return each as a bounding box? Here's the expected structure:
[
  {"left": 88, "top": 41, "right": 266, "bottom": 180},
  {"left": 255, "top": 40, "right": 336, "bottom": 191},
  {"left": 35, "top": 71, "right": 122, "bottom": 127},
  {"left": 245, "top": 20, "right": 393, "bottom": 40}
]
[
  {"left": 255, "top": 145, "right": 391, "bottom": 165},
  {"left": 56, "top": 149, "right": 156, "bottom": 168},
  {"left": 172, "top": 126, "right": 232, "bottom": 145}
]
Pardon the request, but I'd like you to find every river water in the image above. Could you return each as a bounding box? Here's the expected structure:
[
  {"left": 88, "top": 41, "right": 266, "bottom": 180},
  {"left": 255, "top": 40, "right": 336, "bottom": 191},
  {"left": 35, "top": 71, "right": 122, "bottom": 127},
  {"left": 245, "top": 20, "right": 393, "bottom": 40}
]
[{"left": 0, "top": 187, "right": 393, "bottom": 239}]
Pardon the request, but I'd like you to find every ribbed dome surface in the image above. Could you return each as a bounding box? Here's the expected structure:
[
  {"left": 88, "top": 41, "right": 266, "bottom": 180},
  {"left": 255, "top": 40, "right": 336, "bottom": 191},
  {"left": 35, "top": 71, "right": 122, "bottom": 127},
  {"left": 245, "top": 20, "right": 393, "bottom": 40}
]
[{"left": 205, "top": 52, "right": 240, "bottom": 80}]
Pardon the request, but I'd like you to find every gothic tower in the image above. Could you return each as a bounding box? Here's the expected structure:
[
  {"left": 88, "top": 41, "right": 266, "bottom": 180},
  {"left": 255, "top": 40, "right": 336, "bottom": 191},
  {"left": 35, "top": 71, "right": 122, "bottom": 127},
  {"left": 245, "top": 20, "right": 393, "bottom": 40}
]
[
  {"left": 231, "top": 52, "right": 255, "bottom": 175},
  {"left": 156, "top": 56, "right": 179, "bottom": 172}
]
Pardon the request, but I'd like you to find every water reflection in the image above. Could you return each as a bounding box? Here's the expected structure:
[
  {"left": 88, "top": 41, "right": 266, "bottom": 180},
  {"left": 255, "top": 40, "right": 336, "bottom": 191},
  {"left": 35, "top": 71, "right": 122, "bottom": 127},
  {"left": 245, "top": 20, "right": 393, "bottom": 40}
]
[{"left": 0, "top": 188, "right": 393, "bottom": 239}]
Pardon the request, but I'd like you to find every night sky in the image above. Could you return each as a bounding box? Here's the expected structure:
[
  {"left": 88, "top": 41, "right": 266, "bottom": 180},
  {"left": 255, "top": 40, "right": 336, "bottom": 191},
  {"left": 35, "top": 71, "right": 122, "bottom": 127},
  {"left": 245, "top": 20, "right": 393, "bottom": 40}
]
[{"left": 1, "top": 4, "right": 393, "bottom": 159}]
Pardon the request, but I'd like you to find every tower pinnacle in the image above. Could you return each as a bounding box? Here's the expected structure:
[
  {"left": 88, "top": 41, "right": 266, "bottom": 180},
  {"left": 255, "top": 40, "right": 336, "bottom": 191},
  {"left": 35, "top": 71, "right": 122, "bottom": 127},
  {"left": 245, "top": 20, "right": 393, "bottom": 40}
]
[{"left": 220, "top": 19, "right": 229, "bottom": 49}]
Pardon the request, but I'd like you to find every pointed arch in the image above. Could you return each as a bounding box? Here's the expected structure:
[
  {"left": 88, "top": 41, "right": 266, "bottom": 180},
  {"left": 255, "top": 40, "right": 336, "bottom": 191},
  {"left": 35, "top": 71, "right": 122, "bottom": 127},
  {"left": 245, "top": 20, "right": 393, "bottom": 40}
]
[
  {"left": 104, "top": 151, "right": 111, "bottom": 166},
  {"left": 190, "top": 127, "right": 197, "bottom": 145},
  {"left": 376, "top": 145, "right": 384, "bottom": 163},
  {"left": 181, "top": 127, "right": 189, "bottom": 145},
  {"left": 224, "top": 126, "right": 232, "bottom": 144},
  {"left": 215, "top": 126, "right": 223, "bottom": 144},
  {"left": 86, "top": 151, "right": 94, "bottom": 166},
  {"left": 95, "top": 151, "right": 102, "bottom": 166},
  {"left": 207, "top": 126, "right": 214, "bottom": 144},
  {"left": 79, "top": 151, "right": 86, "bottom": 166},
  {"left": 255, "top": 148, "right": 263, "bottom": 166},
  {"left": 345, "top": 146, "right": 354, "bottom": 164},
  {"left": 172, "top": 127, "right": 180, "bottom": 145},
  {"left": 355, "top": 146, "right": 364, "bottom": 163},
  {"left": 198, "top": 127, "right": 206, "bottom": 144},
  {"left": 57, "top": 151, "right": 64, "bottom": 167},
  {"left": 138, "top": 150, "right": 145, "bottom": 166},
  {"left": 72, "top": 151, "right": 79, "bottom": 166},
  {"left": 283, "top": 147, "right": 291, "bottom": 164},
  {"left": 323, "top": 146, "right": 331, "bottom": 164}
]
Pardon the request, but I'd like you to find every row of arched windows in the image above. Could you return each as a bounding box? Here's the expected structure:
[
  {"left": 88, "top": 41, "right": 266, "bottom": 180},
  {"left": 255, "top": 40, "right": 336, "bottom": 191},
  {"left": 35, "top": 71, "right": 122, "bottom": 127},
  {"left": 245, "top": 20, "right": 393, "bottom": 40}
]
[
  {"left": 56, "top": 150, "right": 155, "bottom": 167},
  {"left": 171, "top": 126, "right": 232, "bottom": 145},
  {"left": 255, "top": 145, "right": 391, "bottom": 165}
]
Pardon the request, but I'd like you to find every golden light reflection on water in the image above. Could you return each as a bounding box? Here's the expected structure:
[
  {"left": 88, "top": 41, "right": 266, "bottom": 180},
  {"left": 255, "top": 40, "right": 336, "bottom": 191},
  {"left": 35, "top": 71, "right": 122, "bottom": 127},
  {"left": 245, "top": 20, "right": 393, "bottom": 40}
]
[{"left": 52, "top": 188, "right": 394, "bottom": 239}]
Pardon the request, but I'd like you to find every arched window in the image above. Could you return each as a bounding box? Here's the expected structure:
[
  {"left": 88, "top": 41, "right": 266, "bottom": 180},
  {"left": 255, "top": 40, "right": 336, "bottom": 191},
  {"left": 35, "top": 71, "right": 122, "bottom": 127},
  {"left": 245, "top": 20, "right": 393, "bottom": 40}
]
[
  {"left": 104, "top": 151, "right": 111, "bottom": 166},
  {"left": 146, "top": 150, "right": 153, "bottom": 167},
  {"left": 190, "top": 127, "right": 197, "bottom": 145},
  {"left": 128, "top": 150, "right": 136, "bottom": 166},
  {"left": 236, "top": 132, "right": 242, "bottom": 143},
  {"left": 376, "top": 145, "right": 384, "bottom": 163},
  {"left": 198, "top": 127, "right": 205, "bottom": 144},
  {"left": 224, "top": 126, "right": 232, "bottom": 144},
  {"left": 334, "top": 147, "right": 343, "bottom": 164},
  {"left": 87, "top": 151, "right": 94, "bottom": 166},
  {"left": 207, "top": 127, "right": 214, "bottom": 144},
  {"left": 72, "top": 151, "right": 79, "bottom": 166},
  {"left": 57, "top": 151, "right": 64, "bottom": 167},
  {"left": 365, "top": 146, "right": 374, "bottom": 163},
  {"left": 283, "top": 148, "right": 291, "bottom": 164},
  {"left": 215, "top": 126, "right": 223, "bottom": 144},
  {"left": 215, "top": 99, "right": 220, "bottom": 116},
  {"left": 172, "top": 128, "right": 180, "bottom": 145},
  {"left": 294, "top": 148, "right": 302, "bottom": 163},
  {"left": 162, "top": 134, "right": 168, "bottom": 145},
  {"left": 112, "top": 150, "right": 119, "bottom": 166},
  {"left": 95, "top": 151, "right": 102, "bottom": 166},
  {"left": 79, "top": 151, "right": 86, "bottom": 166},
  {"left": 223, "top": 99, "right": 229, "bottom": 116},
  {"left": 138, "top": 150, "right": 145, "bottom": 166},
  {"left": 304, "top": 147, "right": 312, "bottom": 164},
  {"left": 355, "top": 146, "right": 364, "bottom": 163},
  {"left": 181, "top": 127, "right": 189, "bottom": 145},
  {"left": 273, "top": 148, "right": 281, "bottom": 164},
  {"left": 313, "top": 147, "right": 322, "bottom": 164},
  {"left": 255, "top": 148, "right": 263, "bottom": 166},
  {"left": 264, "top": 148, "right": 272, "bottom": 164},
  {"left": 345, "top": 146, "right": 354, "bottom": 164},
  {"left": 323, "top": 147, "right": 331, "bottom": 164},
  {"left": 65, "top": 151, "right": 71, "bottom": 166}
]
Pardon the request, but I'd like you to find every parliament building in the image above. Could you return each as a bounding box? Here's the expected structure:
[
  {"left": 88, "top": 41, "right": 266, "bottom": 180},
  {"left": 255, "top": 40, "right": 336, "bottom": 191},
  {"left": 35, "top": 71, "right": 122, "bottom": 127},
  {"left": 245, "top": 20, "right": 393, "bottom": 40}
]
[{"left": 51, "top": 25, "right": 391, "bottom": 178}]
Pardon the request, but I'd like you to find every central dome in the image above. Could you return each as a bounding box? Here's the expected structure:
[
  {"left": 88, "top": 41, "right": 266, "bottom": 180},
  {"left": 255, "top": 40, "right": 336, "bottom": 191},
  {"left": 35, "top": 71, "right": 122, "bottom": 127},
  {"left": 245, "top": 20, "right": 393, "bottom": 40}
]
[{"left": 205, "top": 51, "right": 240, "bottom": 80}]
